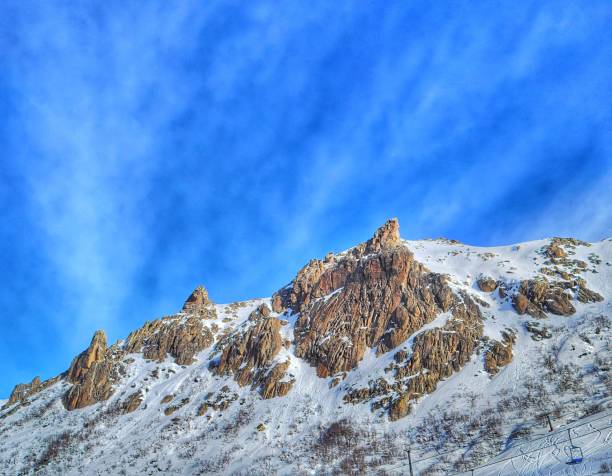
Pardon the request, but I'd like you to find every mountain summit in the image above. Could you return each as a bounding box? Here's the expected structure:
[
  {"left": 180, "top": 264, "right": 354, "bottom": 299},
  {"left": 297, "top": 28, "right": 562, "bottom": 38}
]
[{"left": 1, "top": 220, "right": 610, "bottom": 474}]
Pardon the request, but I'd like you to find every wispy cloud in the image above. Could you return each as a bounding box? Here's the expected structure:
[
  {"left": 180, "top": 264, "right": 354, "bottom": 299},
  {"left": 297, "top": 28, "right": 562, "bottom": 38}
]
[{"left": 0, "top": 0, "right": 610, "bottom": 396}]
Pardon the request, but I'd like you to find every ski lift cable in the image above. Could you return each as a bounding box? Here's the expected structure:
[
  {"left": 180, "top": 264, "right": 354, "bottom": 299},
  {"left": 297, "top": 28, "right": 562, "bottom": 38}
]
[
  {"left": 416, "top": 409, "right": 612, "bottom": 466},
  {"left": 446, "top": 423, "right": 612, "bottom": 475},
  {"left": 386, "top": 412, "right": 612, "bottom": 474},
  {"left": 404, "top": 404, "right": 610, "bottom": 457}
]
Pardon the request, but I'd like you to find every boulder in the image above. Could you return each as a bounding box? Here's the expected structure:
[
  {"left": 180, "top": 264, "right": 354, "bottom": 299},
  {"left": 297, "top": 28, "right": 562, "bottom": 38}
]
[
  {"left": 484, "top": 331, "right": 515, "bottom": 374},
  {"left": 477, "top": 276, "right": 498, "bottom": 293},
  {"left": 389, "top": 394, "right": 411, "bottom": 421}
]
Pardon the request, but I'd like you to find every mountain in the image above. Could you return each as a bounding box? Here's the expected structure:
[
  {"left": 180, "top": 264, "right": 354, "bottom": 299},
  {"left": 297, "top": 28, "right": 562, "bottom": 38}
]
[{"left": 1, "top": 219, "right": 610, "bottom": 475}]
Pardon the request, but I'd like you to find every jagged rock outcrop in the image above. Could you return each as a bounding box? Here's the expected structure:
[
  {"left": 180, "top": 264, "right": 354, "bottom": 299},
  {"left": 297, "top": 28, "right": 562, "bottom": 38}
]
[
  {"left": 477, "top": 275, "right": 498, "bottom": 293},
  {"left": 3, "top": 375, "right": 61, "bottom": 409},
  {"left": 388, "top": 394, "right": 410, "bottom": 421},
  {"left": 345, "top": 291, "right": 484, "bottom": 418},
  {"left": 182, "top": 285, "right": 214, "bottom": 318},
  {"left": 197, "top": 386, "right": 239, "bottom": 415},
  {"left": 576, "top": 281, "right": 604, "bottom": 303},
  {"left": 512, "top": 279, "right": 575, "bottom": 318},
  {"left": 164, "top": 397, "right": 189, "bottom": 416},
  {"left": 525, "top": 321, "right": 552, "bottom": 341},
  {"left": 484, "top": 330, "right": 515, "bottom": 374},
  {"left": 271, "top": 218, "right": 402, "bottom": 314},
  {"left": 363, "top": 217, "right": 401, "bottom": 254},
  {"left": 125, "top": 291, "right": 215, "bottom": 365},
  {"left": 123, "top": 391, "right": 144, "bottom": 413},
  {"left": 260, "top": 360, "right": 294, "bottom": 399},
  {"left": 6, "top": 376, "right": 41, "bottom": 406},
  {"left": 212, "top": 304, "right": 295, "bottom": 398},
  {"left": 511, "top": 275, "right": 602, "bottom": 319},
  {"left": 275, "top": 220, "right": 455, "bottom": 379},
  {"left": 63, "top": 330, "right": 124, "bottom": 410}
]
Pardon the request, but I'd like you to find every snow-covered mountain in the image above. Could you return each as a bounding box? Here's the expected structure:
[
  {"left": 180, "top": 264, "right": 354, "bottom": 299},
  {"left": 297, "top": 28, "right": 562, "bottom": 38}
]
[{"left": 1, "top": 219, "right": 610, "bottom": 475}]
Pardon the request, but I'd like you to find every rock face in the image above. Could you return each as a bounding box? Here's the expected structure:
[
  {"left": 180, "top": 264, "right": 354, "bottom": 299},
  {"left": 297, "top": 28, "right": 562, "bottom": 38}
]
[
  {"left": 363, "top": 217, "right": 401, "bottom": 254},
  {"left": 125, "top": 287, "right": 216, "bottom": 365},
  {"left": 212, "top": 304, "right": 295, "bottom": 399},
  {"left": 484, "top": 330, "right": 515, "bottom": 374},
  {"left": 345, "top": 291, "right": 483, "bottom": 418},
  {"left": 510, "top": 274, "right": 602, "bottom": 319},
  {"left": 182, "top": 285, "right": 214, "bottom": 318},
  {"left": 525, "top": 321, "right": 552, "bottom": 341},
  {"left": 388, "top": 394, "right": 410, "bottom": 421},
  {"left": 477, "top": 276, "right": 498, "bottom": 293},
  {"left": 270, "top": 219, "right": 485, "bottom": 419},
  {"left": 7, "top": 376, "right": 42, "bottom": 406},
  {"left": 63, "top": 330, "right": 123, "bottom": 411},
  {"left": 512, "top": 279, "right": 575, "bottom": 318},
  {"left": 123, "top": 392, "right": 144, "bottom": 413},
  {"left": 275, "top": 220, "right": 455, "bottom": 379},
  {"left": 576, "top": 281, "right": 604, "bottom": 303}
]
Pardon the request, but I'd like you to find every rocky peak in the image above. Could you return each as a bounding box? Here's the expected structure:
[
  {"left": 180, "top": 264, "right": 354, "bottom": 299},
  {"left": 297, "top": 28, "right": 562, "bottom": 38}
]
[
  {"left": 182, "top": 285, "right": 214, "bottom": 317},
  {"left": 364, "top": 218, "right": 401, "bottom": 254},
  {"left": 67, "top": 330, "right": 107, "bottom": 382},
  {"left": 63, "top": 329, "right": 122, "bottom": 410},
  {"left": 6, "top": 376, "right": 41, "bottom": 406},
  {"left": 272, "top": 219, "right": 403, "bottom": 313}
]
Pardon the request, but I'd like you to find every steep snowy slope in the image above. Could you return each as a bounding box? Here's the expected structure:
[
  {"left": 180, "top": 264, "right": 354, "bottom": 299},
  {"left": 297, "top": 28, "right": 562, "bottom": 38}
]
[{"left": 0, "top": 219, "right": 610, "bottom": 475}]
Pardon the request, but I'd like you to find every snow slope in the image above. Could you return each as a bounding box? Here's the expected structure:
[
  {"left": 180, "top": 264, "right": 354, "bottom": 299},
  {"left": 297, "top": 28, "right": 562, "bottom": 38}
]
[{"left": 0, "top": 236, "right": 610, "bottom": 475}]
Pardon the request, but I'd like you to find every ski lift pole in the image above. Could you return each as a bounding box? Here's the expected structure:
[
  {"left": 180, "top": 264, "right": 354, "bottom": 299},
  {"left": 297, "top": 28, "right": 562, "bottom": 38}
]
[
  {"left": 407, "top": 446, "right": 414, "bottom": 476},
  {"left": 567, "top": 428, "right": 573, "bottom": 446},
  {"left": 546, "top": 414, "right": 554, "bottom": 432}
]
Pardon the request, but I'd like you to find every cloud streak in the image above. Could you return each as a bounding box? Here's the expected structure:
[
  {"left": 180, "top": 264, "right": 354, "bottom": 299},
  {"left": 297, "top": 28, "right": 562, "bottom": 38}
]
[{"left": 0, "top": 0, "right": 611, "bottom": 396}]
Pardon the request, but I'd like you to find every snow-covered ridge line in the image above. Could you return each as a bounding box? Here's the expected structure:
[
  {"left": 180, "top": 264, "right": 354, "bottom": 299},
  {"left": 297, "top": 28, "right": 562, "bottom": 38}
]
[{"left": 1, "top": 220, "right": 610, "bottom": 475}]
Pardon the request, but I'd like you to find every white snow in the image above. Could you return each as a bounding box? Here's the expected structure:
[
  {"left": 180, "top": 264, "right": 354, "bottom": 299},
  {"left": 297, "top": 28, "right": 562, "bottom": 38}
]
[{"left": 1, "top": 236, "right": 610, "bottom": 474}]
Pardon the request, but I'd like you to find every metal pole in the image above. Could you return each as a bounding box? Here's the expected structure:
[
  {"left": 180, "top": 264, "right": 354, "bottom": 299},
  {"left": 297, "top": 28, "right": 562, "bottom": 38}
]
[
  {"left": 567, "top": 429, "right": 573, "bottom": 446},
  {"left": 407, "top": 447, "right": 414, "bottom": 476},
  {"left": 546, "top": 414, "right": 554, "bottom": 432}
]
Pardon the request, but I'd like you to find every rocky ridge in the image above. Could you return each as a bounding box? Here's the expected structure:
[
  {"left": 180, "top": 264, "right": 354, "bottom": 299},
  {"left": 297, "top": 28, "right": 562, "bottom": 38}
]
[{"left": 1, "top": 220, "right": 610, "bottom": 475}]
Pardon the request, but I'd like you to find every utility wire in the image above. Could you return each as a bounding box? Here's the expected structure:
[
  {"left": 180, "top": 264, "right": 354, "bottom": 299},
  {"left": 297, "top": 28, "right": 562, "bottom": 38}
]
[
  {"left": 385, "top": 408, "right": 612, "bottom": 474},
  {"left": 448, "top": 423, "right": 612, "bottom": 475}
]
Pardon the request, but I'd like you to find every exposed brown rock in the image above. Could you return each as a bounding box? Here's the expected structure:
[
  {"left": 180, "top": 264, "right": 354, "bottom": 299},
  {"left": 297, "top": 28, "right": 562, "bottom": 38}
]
[
  {"left": 123, "top": 392, "right": 143, "bottom": 413},
  {"left": 546, "top": 243, "right": 567, "bottom": 260},
  {"left": 212, "top": 304, "right": 294, "bottom": 397},
  {"left": 272, "top": 219, "right": 402, "bottom": 314},
  {"left": 291, "top": 244, "right": 455, "bottom": 378},
  {"left": 269, "top": 219, "right": 485, "bottom": 420},
  {"left": 164, "top": 397, "right": 189, "bottom": 416},
  {"left": 345, "top": 292, "right": 484, "bottom": 418},
  {"left": 161, "top": 394, "right": 174, "bottom": 404},
  {"left": 484, "top": 331, "right": 515, "bottom": 374},
  {"left": 525, "top": 321, "right": 552, "bottom": 341},
  {"left": 388, "top": 394, "right": 411, "bottom": 421},
  {"left": 260, "top": 361, "right": 295, "bottom": 399},
  {"left": 364, "top": 218, "right": 401, "bottom": 254},
  {"left": 576, "top": 282, "right": 604, "bottom": 303},
  {"left": 125, "top": 314, "right": 214, "bottom": 366},
  {"left": 477, "top": 276, "right": 498, "bottom": 293},
  {"left": 182, "top": 285, "right": 214, "bottom": 318},
  {"left": 512, "top": 279, "right": 575, "bottom": 318},
  {"left": 3, "top": 374, "right": 63, "bottom": 411},
  {"left": 197, "top": 390, "right": 238, "bottom": 415},
  {"left": 63, "top": 330, "right": 124, "bottom": 410},
  {"left": 513, "top": 293, "right": 529, "bottom": 314},
  {"left": 7, "top": 376, "right": 41, "bottom": 406}
]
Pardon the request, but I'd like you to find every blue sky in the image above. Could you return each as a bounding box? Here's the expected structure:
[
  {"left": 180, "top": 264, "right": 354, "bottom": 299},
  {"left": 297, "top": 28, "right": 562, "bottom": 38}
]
[{"left": 1, "top": 1, "right": 611, "bottom": 397}]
